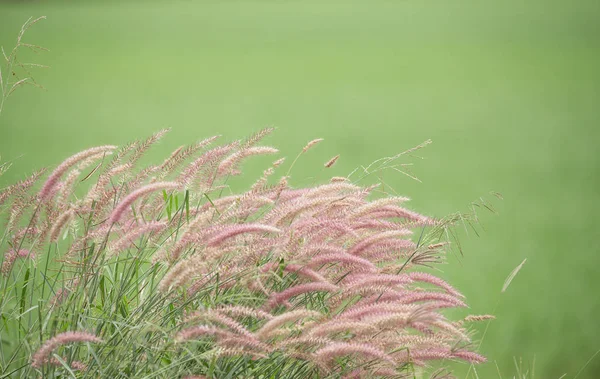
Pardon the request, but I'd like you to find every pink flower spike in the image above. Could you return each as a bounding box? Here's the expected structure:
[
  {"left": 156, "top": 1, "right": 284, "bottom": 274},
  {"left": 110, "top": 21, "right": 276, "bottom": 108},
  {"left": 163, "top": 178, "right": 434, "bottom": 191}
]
[
  {"left": 265, "top": 282, "right": 338, "bottom": 310},
  {"left": 307, "top": 252, "right": 377, "bottom": 272},
  {"left": 39, "top": 145, "right": 116, "bottom": 201},
  {"left": 315, "top": 342, "right": 394, "bottom": 366},
  {"left": 175, "top": 325, "right": 232, "bottom": 342},
  {"left": 1, "top": 249, "right": 35, "bottom": 275},
  {"left": 109, "top": 182, "right": 180, "bottom": 224},
  {"left": 452, "top": 350, "right": 487, "bottom": 363},
  {"left": 261, "top": 263, "right": 328, "bottom": 283},
  {"left": 206, "top": 224, "right": 281, "bottom": 247},
  {"left": 408, "top": 272, "right": 465, "bottom": 298},
  {"left": 348, "top": 230, "right": 413, "bottom": 256},
  {"left": 107, "top": 221, "right": 167, "bottom": 255},
  {"left": 31, "top": 331, "right": 102, "bottom": 368}
]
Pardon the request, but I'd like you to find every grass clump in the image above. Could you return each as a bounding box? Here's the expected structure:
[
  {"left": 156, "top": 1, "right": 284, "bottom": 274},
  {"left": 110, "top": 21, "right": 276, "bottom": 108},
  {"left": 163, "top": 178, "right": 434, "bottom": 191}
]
[{"left": 0, "top": 128, "right": 492, "bottom": 378}]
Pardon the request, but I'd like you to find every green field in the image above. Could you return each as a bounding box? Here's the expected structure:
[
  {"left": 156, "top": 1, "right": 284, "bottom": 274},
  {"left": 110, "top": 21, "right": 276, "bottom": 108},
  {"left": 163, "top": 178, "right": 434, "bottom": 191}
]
[{"left": 1, "top": 1, "right": 599, "bottom": 377}]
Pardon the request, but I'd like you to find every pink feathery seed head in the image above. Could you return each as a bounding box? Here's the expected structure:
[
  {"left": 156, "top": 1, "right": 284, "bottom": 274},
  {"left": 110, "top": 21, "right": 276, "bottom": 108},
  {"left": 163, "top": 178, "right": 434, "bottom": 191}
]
[
  {"left": 175, "top": 326, "right": 226, "bottom": 343},
  {"left": 48, "top": 357, "right": 87, "bottom": 371},
  {"left": 276, "top": 188, "right": 309, "bottom": 202},
  {"left": 272, "top": 157, "right": 286, "bottom": 167},
  {"left": 49, "top": 209, "right": 74, "bottom": 243},
  {"left": 159, "top": 145, "right": 185, "bottom": 169},
  {"left": 294, "top": 218, "right": 358, "bottom": 239},
  {"left": 1, "top": 249, "right": 35, "bottom": 275},
  {"left": 12, "top": 226, "right": 39, "bottom": 240},
  {"left": 108, "top": 181, "right": 180, "bottom": 224},
  {"left": 429, "top": 319, "right": 470, "bottom": 341},
  {"left": 38, "top": 145, "right": 117, "bottom": 201},
  {"left": 314, "top": 342, "right": 395, "bottom": 366},
  {"left": 302, "top": 243, "right": 347, "bottom": 257},
  {"left": 218, "top": 335, "right": 271, "bottom": 352},
  {"left": 396, "top": 291, "right": 467, "bottom": 308},
  {"left": 348, "top": 230, "right": 414, "bottom": 256},
  {"left": 338, "top": 301, "right": 420, "bottom": 321},
  {"left": 307, "top": 252, "right": 377, "bottom": 272},
  {"left": 197, "top": 312, "right": 256, "bottom": 339},
  {"left": 185, "top": 276, "right": 212, "bottom": 298},
  {"left": 256, "top": 309, "right": 322, "bottom": 340},
  {"left": 372, "top": 205, "right": 430, "bottom": 222},
  {"left": 107, "top": 221, "right": 167, "bottom": 255},
  {"left": 0, "top": 168, "right": 47, "bottom": 207},
  {"left": 400, "top": 348, "right": 452, "bottom": 362},
  {"left": 260, "top": 263, "right": 328, "bottom": 283},
  {"left": 216, "top": 305, "right": 273, "bottom": 320},
  {"left": 265, "top": 282, "right": 338, "bottom": 311},
  {"left": 349, "top": 197, "right": 412, "bottom": 219},
  {"left": 330, "top": 176, "right": 349, "bottom": 183},
  {"left": 407, "top": 272, "right": 465, "bottom": 298},
  {"left": 306, "top": 320, "right": 378, "bottom": 337},
  {"left": 343, "top": 273, "right": 413, "bottom": 288},
  {"left": 218, "top": 146, "right": 279, "bottom": 176},
  {"left": 302, "top": 138, "right": 324, "bottom": 153},
  {"left": 452, "top": 350, "right": 486, "bottom": 363},
  {"left": 178, "top": 144, "right": 237, "bottom": 186},
  {"left": 206, "top": 224, "right": 281, "bottom": 247},
  {"left": 304, "top": 182, "right": 362, "bottom": 198},
  {"left": 464, "top": 314, "right": 495, "bottom": 322},
  {"left": 324, "top": 154, "right": 339, "bottom": 168},
  {"left": 31, "top": 331, "right": 103, "bottom": 368},
  {"left": 351, "top": 220, "right": 414, "bottom": 234}
]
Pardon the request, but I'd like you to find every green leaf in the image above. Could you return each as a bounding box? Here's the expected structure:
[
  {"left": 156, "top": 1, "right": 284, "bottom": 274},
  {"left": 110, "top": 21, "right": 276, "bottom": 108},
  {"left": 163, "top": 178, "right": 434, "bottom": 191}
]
[{"left": 19, "top": 268, "right": 30, "bottom": 315}]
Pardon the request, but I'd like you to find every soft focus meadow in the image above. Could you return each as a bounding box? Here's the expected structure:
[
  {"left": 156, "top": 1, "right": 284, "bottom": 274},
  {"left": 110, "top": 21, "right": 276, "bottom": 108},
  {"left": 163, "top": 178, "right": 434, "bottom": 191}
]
[{"left": 0, "top": 0, "right": 599, "bottom": 378}]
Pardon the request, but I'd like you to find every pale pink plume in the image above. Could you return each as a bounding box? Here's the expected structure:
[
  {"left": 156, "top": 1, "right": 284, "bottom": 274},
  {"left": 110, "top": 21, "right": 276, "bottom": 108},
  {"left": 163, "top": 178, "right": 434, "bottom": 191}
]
[
  {"left": 218, "top": 146, "right": 279, "bottom": 176},
  {"left": 338, "top": 301, "right": 421, "bottom": 321},
  {"left": 324, "top": 154, "right": 339, "bottom": 168},
  {"left": 49, "top": 209, "right": 74, "bottom": 243},
  {"left": 452, "top": 350, "right": 486, "bottom": 363},
  {"left": 178, "top": 144, "right": 237, "bottom": 187},
  {"left": 108, "top": 182, "right": 180, "bottom": 224},
  {"left": 0, "top": 168, "right": 46, "bottom": 207},
  {"left": 306, "top": 320, "right": 377, "bottom": 337},
  {"left": 407, "top": 272, "right": 465, "bottom": 298},
  {"left": 464, "top": 314, "right": 495, "bottom": 322},
  {"left": 349, "top": 197, "right": 411, "bottom": 219},
  {"left": 265, "top": 282, "right": 338, "bottom": 310},
  {"left": 272, "top": 157, "right": 286, "bottom": 167},
  {"left": 38, "top": 145, "right": 116, "bottom": 201},
  {"left": 48, "top": 357, "right": 87, "bottom": 371},
  {"left": 342, "top": 273, "right": 413, "bottom": 290},
  {"left": 348, "top": 230, "right": 413, "bottom": 256},
  {"left": 256, "top": 310, "right": 322, "bottom": 340},
  {"left": 31, "top": 331, "right": 102, "bottom": 368},
  {"left": 175, "top": 325, "right": 233, "bottom": 342},
  {"left": 215, "top": 305, "right": 273, "bottom": 320},
  {"left": 107, "top": 221, "right": 167, "bottom": 255},
  {"left": 307, "top": 252, "right": 377, "bottom": 272},
  {"left": 302, "top": 138, "right": 324, "bottom": 153},
  {"left": 206, "top": 224, "right": 281, "bottom": 247},
  {"left": 395, "top": 291, "right": 467, "bottom": 308},
  {"left": 304, "top": 182, "right": 361, "bottom": 198},
  {"left": 195, "top": 311, "right": 255, "bottom": 339},
  {"left": 260, "top": 263, "right": 328, "bottom": 283},
  {"left": 1, "top": 249, "right": 35, "bottom": 275},
  {"left": 314, "top": 342, "right": 395, "bottom": 366}
]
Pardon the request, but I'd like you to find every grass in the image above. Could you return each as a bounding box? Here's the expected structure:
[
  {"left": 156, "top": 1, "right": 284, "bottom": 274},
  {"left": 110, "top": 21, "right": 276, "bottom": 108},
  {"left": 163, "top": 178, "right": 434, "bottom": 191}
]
[{"left": 0, "top": 0, "right": 599, "bottom": 377}]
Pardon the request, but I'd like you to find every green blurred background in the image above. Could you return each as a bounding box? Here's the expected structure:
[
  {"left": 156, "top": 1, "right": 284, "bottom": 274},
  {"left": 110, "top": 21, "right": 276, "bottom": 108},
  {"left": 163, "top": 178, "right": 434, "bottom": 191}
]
[{"left": 1, "top": 1, "right": 599, "bottom": 377}]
